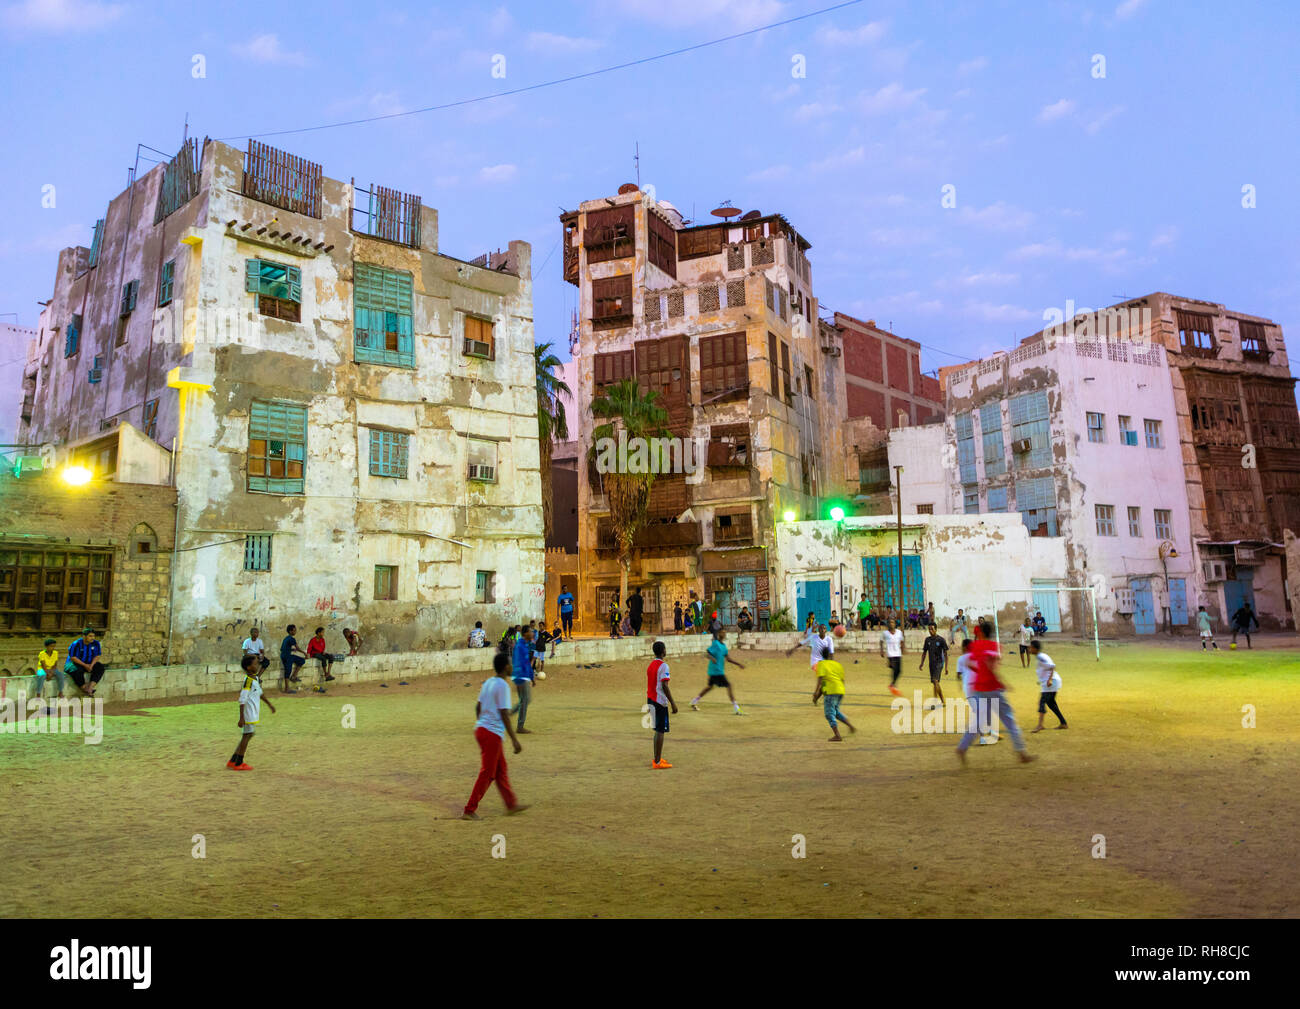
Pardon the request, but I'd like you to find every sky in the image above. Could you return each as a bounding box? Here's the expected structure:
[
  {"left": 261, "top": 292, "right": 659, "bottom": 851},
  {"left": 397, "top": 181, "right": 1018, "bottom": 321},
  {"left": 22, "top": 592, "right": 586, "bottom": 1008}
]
[{"left": 1, "top": 0, "right": 1297, "bottom": 381}]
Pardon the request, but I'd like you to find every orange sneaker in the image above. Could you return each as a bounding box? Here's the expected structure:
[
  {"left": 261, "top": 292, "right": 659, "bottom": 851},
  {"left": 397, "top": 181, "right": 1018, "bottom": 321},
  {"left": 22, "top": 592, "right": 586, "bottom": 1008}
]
[
  {"left": 230, "top": 762, "right": 253, "bottom": 771},
  {"left": 652, "top": 759, "right": 673, "bottom": 769},
  {"left": 889, "top": 685, "right": 902, "bottom": 697}
]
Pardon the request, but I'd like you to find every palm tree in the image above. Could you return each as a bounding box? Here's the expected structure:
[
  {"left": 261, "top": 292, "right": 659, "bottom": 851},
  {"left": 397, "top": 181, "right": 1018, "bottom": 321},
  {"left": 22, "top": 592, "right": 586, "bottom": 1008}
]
[
  {"left": 589, "top": 378, "right": 670, "bottom": 604},
  {"left": 535, "top": 342, "right": 571, "bottom": 541}
]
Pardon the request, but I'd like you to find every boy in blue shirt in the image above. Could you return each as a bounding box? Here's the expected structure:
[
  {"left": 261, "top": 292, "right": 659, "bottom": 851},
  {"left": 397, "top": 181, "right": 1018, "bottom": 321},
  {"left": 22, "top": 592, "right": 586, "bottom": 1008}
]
[
  {"left": 690, "top": 629, "right": 745, "bottom": 714},
  {"left": 510, "top": 627, "right": 536, "bottom": 733},
  {"left": 557, "top": 585, "right": 575, "bottom": 638}
]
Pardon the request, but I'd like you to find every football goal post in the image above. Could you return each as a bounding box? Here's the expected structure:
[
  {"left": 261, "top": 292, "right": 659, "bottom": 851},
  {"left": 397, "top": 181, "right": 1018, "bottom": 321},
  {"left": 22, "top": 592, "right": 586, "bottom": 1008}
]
[{"left": 990, "top": 586, "right": 1100, "bottom": 662}]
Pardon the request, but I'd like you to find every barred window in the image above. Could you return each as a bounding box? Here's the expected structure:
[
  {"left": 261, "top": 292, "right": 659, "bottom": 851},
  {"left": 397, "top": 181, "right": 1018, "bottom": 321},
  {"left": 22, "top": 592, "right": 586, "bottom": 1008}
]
[
  {"left": 244, "top": 535, "right": 273, "bottom": 571},
  {"left": 369, "top": 429, "right": 410, "bottom": 478}
]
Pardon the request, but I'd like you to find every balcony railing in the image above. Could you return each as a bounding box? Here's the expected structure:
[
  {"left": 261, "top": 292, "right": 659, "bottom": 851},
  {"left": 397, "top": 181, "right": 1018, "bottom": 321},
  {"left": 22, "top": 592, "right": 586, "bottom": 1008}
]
[
  {"left": 242, "top": 139, "right": 322, "bottom": 219},
  {"left": 352, "top": 182, "right": 422, "bottom": 248},
  {"left": 597, "top": 520, "right": 702, "bottom": 551}
]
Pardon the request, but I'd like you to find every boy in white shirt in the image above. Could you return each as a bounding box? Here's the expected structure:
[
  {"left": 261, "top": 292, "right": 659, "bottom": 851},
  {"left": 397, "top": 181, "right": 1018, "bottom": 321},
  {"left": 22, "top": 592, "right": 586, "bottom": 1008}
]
[
  {"left": 228, "top": 654, "right": 275, "bottom": 770},
  {"left": 1017, "top": 619, "right": 1033, "bottom": 667},
  {"left": 1030, "top": 640, "right": 1067, "bottom": 731},
  {"left": 879, "top": 619, "right": 905, "bottom": 697},
  {"left": 241, "top": 627, "right": 270, "bottom": 673},
  {"left": 786, "top": 623, "right": 834, "bottom": 670},
  {"left": 463, "top": 653, "right": 529, "bottom": 819}
]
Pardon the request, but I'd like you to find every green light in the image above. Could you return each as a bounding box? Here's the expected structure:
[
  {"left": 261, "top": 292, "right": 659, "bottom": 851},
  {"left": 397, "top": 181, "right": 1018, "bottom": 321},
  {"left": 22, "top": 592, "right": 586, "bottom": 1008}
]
[
  {"left": 783, "top": 509, "right": 796, "bottom": 523},
  {"left": 829, "top": 506, "right": 845, "bottom": 522}
]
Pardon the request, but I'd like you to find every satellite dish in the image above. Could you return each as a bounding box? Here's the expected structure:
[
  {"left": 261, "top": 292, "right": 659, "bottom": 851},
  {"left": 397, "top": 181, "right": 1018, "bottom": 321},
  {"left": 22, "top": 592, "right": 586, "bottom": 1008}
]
[
  {"left": 739, "top": 210, "right": 761, "bottom": 221},
  {"left": 711, "top": 202, "right": 741, "bottom": 218},
  {"left": 617, "top": 183, "right": 639, "bottom": 195}
]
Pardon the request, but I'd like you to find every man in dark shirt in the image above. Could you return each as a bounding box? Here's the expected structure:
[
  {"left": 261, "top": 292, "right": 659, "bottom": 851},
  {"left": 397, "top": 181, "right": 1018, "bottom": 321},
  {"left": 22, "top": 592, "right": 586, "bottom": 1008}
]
[
  {"left": 66, "top": 628, "right": 107, "bottom": 697},
  {"left": 1231, "top": 604, "right": 1259, "bottom": 648},
  {"left": 627, "top": 588, "right": 644, "bottom": 636},
  {"left": 918, "top": 623, "right": 949, "bottom": 704},
  {"left": 280, "top": 624, "right": 307, "bottom": 694}
]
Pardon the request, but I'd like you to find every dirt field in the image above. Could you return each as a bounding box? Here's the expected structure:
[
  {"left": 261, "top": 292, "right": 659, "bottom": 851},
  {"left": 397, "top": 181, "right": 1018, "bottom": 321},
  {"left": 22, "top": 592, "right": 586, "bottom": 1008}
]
[{"left": 3, "top": 640, "right": 1298, "bottom": 918}]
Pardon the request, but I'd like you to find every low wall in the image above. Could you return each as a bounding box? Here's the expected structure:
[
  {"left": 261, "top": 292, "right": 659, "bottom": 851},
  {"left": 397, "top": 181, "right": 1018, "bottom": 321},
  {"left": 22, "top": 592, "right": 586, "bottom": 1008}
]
[{"left": 0, "top": 628, "right": 931, "bottom": 705}]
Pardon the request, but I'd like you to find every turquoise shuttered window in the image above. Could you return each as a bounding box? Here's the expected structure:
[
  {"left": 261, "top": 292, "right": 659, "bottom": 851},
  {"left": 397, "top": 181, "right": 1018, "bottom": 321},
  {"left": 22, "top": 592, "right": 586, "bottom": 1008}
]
[
  {"left": 353, "top": 262, "right": 414, "bottom": 368},
  {"left": 244, "top": 535, "right": 273, "bottom": 571},
  {"left": 158, "top": 260, "right": 175, "bottom": 307},
  {"left": 88, "top": 219, "right": 105, "bottom": 268},
  {"left": 245, "top": 258, "right": 302, "bottom": 302},
  {"left": 64, "top": 315, "right": 81, "bottom": 357},
  {"left": 1009, "top": 390, "right": 1051, "bottom": 469},
  {"left": 987, "top": 486, "right": 1008, "bottom": 512},
  {"left": 369, "top": 429, "right": 410, "bottom": 478},
  {"left": 120, "top": 280, "right": 139, "bottom": 316},
  {"left": 980, "top": 400, "right": 1006, "bottom": 477},
  {"left": 247, "top": 400, "right": 307, "bottom": 495},
  {"left": 1016, "top": 476, "right": 1058, "bottom": 536}
]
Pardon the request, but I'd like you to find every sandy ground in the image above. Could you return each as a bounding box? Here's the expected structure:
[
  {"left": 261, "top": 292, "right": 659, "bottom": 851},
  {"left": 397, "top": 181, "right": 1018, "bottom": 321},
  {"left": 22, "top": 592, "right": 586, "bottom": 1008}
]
[{"left": 2, "top": 641, "right": 1297, "bottom": 918}]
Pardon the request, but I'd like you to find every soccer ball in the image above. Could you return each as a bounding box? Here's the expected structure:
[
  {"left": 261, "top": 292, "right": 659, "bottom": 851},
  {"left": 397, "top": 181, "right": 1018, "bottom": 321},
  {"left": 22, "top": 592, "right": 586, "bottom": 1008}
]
[
  {"left": 537, "top": 671, "right": 547, "bottom": 679},
  {"left": 1229, "top": 643, "right": 1237, "bottom": 650},
  {"left": 834, "top": 624, "right": 847, "bottom": 638}
]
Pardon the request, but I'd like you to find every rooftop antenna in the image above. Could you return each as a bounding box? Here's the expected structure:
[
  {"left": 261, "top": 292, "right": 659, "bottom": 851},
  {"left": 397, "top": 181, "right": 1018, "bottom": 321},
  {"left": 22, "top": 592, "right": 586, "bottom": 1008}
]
[
  {"left": 634, "top": 142, "right": 640, "bottom": 189},
  {"left": 182, "top": 112, "right": 188, "bottom": 146}
]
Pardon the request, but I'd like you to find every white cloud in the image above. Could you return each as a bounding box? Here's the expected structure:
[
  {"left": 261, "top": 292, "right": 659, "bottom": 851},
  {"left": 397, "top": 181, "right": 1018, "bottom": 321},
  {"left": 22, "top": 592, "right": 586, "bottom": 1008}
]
[
  {"left": 864, "top": 290, "right": 945, "bottom": 315},
  {"left": 478, "top": 164, "right": 518, "bottom": 184},
  {"left": 611, "top": 0, "right": 785, "bottom": 29},
  {"left": 965, "top": 301, "right": 1038, "bottom": 323},
  {"left": 868, "top": 227, "right": 936, "bottom": 248},
  {"left": 1010, "top": 239, "right": 1130, "bottom": 266},
  {"left": 526, "top": 31, "right": 603, "bottom": 53},
  {"left": 954, "top": 270, "right": 1019, "bottom": 287},
  {"left": 367, "top": 92, "right": 405, "bottom": 117},
  {"left": 810, "top": 146, "right": 866, "bottom": 172},
  {"left": 747, "top": 164, "right": 791, "bottom": 182},
  {"left": 793, "top": 101, "right": 840, "bottom": 121},
  {"left": 1149, "top": 226, "right": 1179, "bottom": 249},
  {"left": 487, "top": 6, "right": 513, "bottom": 34},
  {"left": 958, "top": 202, "right": 1035, "bottom": 231},
  {"left": 957, "top": 56, "right": 988, "bottom": 74},
  {"left": 1085, "top": 105, "right": 1125, "bottom": 134},
  {"left": 1, "top": 0, "right": 122, "bottom": 30},
  {"left": 815, "top": 21, "right": 887, "bottom": 46},
  {"left": 1038, "top": 98, "right": 1075, "bottom": 123},
  {"left": 1115, "top": 0, "right": 1147, "bottom": 20},
  {"left": 859, "top": 82, "right": 927, "bottom": 115},
  {"left": 233, "top": 33, "right": 308, "bottom": 67},
  {"left": 980, "top": 133, "right": 1010, "bottom": 150}
]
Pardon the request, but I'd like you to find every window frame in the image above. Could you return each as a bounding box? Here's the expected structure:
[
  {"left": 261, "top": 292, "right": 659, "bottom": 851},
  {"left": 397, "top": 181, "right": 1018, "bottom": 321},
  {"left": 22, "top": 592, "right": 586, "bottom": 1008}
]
[
  {"left": 1118, "top": 415, "right": 1138, "bottom": 446},
  {"left": 475, "top": 570, "right": 495, "bottom": 604},
  {"left": 467, "top": 438, "right": 498, "bottom": 483},
  {"left": 1086, "top": 411, "right": 1106, "bottom": 443},
  {"left": 354, "top": 261, "right": 415, "bottom": 368},
  {"left": 462, "top": 314, "right": 495, "bottom": 361},
  {"left": 243, "top": 534, "right": 273, "bottom": 572},
  {"left": 374, "top": 565, "right": 399, "bottom": 601},
  {"left": 247, "top": 399, "right": 308, "bottom": 495},
  {"left": 1127, "top": 505, "right": 1142, "bottom": 537},
  {"left": 1154, "top": 509, "right": 1173, "bottom": 541},
  {"left": 368, "top": 428, "right": 411, "bottom": 479},
  {"left": 1095, "top": 503, "right": 1117, "bottom": 537},
  {"left": 1144, "top": 418, "right": 1164, "bottom": 448},
  {"left": 158, "top": 259, "right": 175, "bottom": 307}
]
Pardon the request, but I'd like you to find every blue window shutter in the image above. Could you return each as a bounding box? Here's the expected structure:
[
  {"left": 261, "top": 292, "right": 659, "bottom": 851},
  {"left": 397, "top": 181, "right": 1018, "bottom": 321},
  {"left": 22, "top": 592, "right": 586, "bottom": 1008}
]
[
  {"left": 288, "top": 265, "right": 302, "bottom": 303},
  {"left": 245, "top": 258, "right": 260, "bottom": 293}
]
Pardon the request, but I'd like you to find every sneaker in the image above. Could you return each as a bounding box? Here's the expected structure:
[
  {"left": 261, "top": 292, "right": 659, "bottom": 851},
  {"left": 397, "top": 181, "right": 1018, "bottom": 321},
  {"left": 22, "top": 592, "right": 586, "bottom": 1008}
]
[
  {"left": 506, "top": 804, "right": 531, "bottom": 815},
  {"left": 733, "top": 706, "right": 744, "bottom": 715},
  {"left": 225, "top": 760, "right": 240, "bottom": 769},
  {"left": 888, "top": 685, "right": 902, "bottom": 697},
  {"left": 652, "top": 759, "right": 673, "bottom": 769},
  {"left": 324, "top": 674, "right": 336, "bottom": 681},
  {"left": 229, "top": 762, "right": 253, "bottom": 771},
  {"left": 690, "top": 699, "right": 700, "bottom": 711},
  {"left": 461, "top": 811, "right": 481, "bottom": 820}
]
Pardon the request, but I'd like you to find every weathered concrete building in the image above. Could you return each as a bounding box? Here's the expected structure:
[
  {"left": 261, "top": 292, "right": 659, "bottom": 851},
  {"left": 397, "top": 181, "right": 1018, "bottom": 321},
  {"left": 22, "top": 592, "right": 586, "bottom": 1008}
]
[
  {"left": 1121, "top": 293, "right": 1296, "bottom": 629},
  {"left": 943, "top": 320, "right": 1199, "bottom": 635},
  {"left": 1, "top": 322, "right": 38, "bottom": 464},
  {"left": 825, "top": 311, "right": 944, "bottom": 429},
  {"left": 14, "top": 137, "right": 543, "bottom": 659},
  {"left": 561, "top": 188, "right": 848, "bottom": 630}
]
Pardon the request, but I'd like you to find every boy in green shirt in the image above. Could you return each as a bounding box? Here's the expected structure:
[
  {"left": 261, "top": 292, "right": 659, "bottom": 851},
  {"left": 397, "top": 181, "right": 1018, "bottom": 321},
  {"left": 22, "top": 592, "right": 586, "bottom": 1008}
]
[{"left": 856, "top": 596, "right": 871, "bottom": 630}]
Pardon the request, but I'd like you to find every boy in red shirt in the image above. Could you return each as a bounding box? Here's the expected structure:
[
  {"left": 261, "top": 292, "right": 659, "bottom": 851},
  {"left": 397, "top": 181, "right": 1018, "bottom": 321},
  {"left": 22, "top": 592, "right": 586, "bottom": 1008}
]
[
  {"left": 306, "top": 626, "right": 336, "bottom": 693},
  {"left": 957, "top": 619, "right": 1034, "bottom": 766},
  {"left": 646, "top": 641, "right": 678, "bottom": 769}
]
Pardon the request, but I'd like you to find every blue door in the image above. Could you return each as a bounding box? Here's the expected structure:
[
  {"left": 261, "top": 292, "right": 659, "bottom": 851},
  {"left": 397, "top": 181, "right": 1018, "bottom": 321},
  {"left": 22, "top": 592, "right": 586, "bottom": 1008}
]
[
  {"left": 734, "top": 576, "right": 756, "bottom": 621},
  {"left": 861, "top": 556, "right": 925, "bottom": 610},
  {"left": 1031, "top": 580, "right": 1061, "bottom": 632},
  {"left": 1131, "top": 578, "right": 1156, "bottom": 634},
  {"left": 796, "top": 579, "right": 832, "bottom": 628},
  {"left": 1224, "top": 570, "right": 1256, "bottom": 617},
  {"left": 1169, "top": 578, "right": 1188, "bottom": 625}
]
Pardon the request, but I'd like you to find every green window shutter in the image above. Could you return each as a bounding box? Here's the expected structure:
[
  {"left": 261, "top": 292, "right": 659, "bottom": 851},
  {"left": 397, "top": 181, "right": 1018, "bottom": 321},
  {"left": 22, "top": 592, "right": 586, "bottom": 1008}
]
[
  {"left": 88, "top": 219, "right": 105, "bottom": 268},
  {"left": 353, "top": 262, "right": 414, "bottom": 368},
  {"left": 159, "top": 260, "right": 175, "bottom": 306},
  {"left": 246, "top": 258, "right": 261, "bottom": 293},
  {"left": 288, "top": 265, "right": 302, "bottom": 303}
]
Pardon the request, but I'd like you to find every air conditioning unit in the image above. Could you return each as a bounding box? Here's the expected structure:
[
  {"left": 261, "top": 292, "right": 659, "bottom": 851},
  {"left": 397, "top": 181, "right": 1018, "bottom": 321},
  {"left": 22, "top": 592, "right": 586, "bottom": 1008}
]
[
  {"left": 468, "top": 464, "right": 495, "bottom": 482},
  {"left": 1115, "top": 587, "right": 1135, "bottom": 614},
  {"left": 1203, "top": 559, "right": 1228, "bottom": 582},
  {"left": 1011, "top": 438, "right": 1033, "bottom": 454},
  {"left": 463, "top": 338, "right": 492, "bottom": 359}
]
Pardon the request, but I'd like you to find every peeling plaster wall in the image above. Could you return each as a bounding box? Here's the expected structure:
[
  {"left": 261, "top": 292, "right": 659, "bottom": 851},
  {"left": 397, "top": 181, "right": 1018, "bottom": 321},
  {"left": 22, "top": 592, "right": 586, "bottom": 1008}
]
[
  {"left": 773, "top": 514, "right": 1068, "bottom": 625},
  {"left": 886, "top": 424, "right": 950, "bottom": 514},
  {"left": 20, "top": 140, "right": 543, "bottom": 659}
]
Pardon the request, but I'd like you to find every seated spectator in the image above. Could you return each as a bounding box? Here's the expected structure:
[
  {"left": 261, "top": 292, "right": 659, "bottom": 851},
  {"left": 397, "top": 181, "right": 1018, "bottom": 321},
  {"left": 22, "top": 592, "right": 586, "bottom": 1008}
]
[
  {"left": 550, "top": 623, "right": 563, "bottom": 654},
  {"left": 306, "top": 627, "right": 336, "bottom": 691},
  {"left": 66, "top": 627, "right": 107, "bottom": 697},
  {"left": 828, "top": 610, "right": 841, "bottom": 631},
  {"left": 241, "top": 627, "right": 271, "bottom": 672},
  {"left": 1032, "top": 611, "right": 1048, "bottom": 635},
  {"left": 280, "top": 625, "right": 308, "bottom": 693},
  {"left": 468, "top": 621, "right": 487, "bottom": 648},
  {"left": 708, "top": 611, "right": 723, "bottom": 635},
  {"left": 737, "top": 606, "right": 754, "bottom": 632},
  {"left": 35, "top": 637, "right": 65, "bottom": 705},
  {"left": 342, "top": 627, "right": 362, "bottom": 655}
]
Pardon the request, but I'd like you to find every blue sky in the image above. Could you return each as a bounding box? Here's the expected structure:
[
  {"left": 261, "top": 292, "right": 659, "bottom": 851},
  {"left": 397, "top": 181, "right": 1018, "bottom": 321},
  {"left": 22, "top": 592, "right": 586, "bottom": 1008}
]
[{"left": 2, "top": 0, "right": 1297, "bottom": 378}]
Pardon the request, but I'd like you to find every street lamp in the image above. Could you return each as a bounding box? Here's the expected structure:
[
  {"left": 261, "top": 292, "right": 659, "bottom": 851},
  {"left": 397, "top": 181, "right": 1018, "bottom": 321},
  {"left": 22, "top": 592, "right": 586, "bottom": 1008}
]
[
  {"left": 783, "top": 509, "right": 796, "bottom": 523},
  {"left": 60, "top": 464, "right": 93, "bottom": 487},
  {"left": 894, "top": 465, "right": 904, "bottom": 612},
  {"left": 829, "top": 506, "right": 845, "bottom": 522}
]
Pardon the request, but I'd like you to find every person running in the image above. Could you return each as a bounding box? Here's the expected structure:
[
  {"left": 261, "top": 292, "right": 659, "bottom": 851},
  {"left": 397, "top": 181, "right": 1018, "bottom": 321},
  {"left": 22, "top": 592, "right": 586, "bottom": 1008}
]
[
  {"left": 1231, "top": 603, "right": 1259, "bottom": 649},
  {"left": 1017, "top": 618, "right": 1034, "bottom": 668},
  {"left": 879, "top": 619, "right": 905, "bottom": 697},
  {"left": 557, "top": 584, "right": 575, "bottom": 639},
  {"left": 646, "top": 641, "right": 677, "bottom": 769},
  {"left": 279, "top": 625, "right": 307, "bottom": 693},
  {"left": 956, "top": 639, "right": 995, "bottom": 746},
  {"left": 786, "top": 622, "right": 834, "bottom": 672},
  {"left": 856, "top": 595, "right": 872, "bottom": 631},
  {"left": 1197, "top": 605, "right": 1219, "bottom": 651},
  {"left": 1030, "top": 640, "right": 1067, "bottom": 732},
  {"left": 956, "top": 620, "right": 1034, "bottom": 765},
  {"left": 812, "top": 645, "right": 855, "bottom": 742},
  {"left": 510, "top": 627, "right": 536, "bottom": 734},
  {"left": 918, "top": 623, "right": 949, "bottom": 705},
  {"left": 306, "top": 627, "right": 335, "bottom": 692},
  {"left": 691, "top": 629, "right": 744, "bottom": 714},
  {"left": 462, "top": 652, "right": 528, "bottom": 820},
  {"left": 228, "top": 654, "right": 276, "bottom": 771}
]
